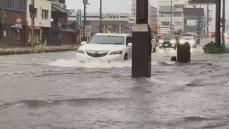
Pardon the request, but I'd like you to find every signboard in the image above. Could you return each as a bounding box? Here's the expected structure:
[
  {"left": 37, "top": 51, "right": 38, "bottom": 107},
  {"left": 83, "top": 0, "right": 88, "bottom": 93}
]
[
  {"left": 85, "top": 26, "right": 91, "bottom": 37},
  {"left": 187, "top": 20, "right": 197, "bottom": 26}
]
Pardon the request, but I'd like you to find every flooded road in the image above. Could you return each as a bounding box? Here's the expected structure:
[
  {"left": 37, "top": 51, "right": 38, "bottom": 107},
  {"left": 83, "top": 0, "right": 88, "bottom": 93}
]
[{"left": 0, "top": 43, "right": 229, "bottom": 129}]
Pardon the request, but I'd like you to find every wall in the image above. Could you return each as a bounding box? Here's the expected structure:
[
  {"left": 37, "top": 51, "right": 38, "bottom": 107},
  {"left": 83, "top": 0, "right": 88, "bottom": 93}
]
[{"left": 27, "top": 0, "right": 51, "bottom": 28}]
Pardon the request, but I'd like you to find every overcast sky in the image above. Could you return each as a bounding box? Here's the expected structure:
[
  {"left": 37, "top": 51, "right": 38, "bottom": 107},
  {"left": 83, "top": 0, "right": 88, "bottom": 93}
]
[{"left": 66, "top": 0, "right": 158, "bottom": 13}]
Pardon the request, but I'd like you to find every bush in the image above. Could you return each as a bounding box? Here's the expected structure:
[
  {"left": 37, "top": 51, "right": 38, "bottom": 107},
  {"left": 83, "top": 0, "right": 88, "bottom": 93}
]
[{"left": 203, "top": 41, "right": 225, "bottom": 54}]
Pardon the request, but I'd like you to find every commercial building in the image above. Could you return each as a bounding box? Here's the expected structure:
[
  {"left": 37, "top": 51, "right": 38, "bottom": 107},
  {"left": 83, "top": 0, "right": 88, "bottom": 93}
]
[
  {"left": 183, "top": 8, "right": 205, "bottom": 37},
  {"left": 0, "top": 0, "right": 27, "bottom": 45},
  {"left": 158, "top": 0, "right": 188, "bottom": 35}
]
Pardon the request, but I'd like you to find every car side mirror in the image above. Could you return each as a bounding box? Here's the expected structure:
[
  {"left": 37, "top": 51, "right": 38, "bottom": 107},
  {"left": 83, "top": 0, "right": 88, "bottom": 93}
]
[
  {"left": 81, "top": 41, "right": 87, "bottom": 46},
  {"left": 127, "top": 43, "right": 132, "bottom": 47}
]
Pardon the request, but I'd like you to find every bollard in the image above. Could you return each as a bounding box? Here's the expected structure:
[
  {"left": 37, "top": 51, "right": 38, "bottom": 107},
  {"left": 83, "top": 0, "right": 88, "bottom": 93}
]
[
  {"left": 132, "top": 24, "right": 151, "bottom": 78},
  {"left": 177, "top": 43, "right": 191, "bottom": 63}
]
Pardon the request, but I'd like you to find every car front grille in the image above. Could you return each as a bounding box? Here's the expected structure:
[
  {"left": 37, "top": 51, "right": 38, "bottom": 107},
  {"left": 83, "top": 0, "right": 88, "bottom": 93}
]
[{"left": 86, "top": 51, "right": 108, "bottom": 58}]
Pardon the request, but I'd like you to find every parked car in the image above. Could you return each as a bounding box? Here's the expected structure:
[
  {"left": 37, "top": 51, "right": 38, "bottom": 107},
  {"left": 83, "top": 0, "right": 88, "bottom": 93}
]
[
  {"left": 158, "top": 36, "right": 177, "bottom": 49},
  {"left": 179, "top": 36, "right": 197, "bottom": 48},
  {"left": 77, "top": 33, "right": 132, "bottom": 61},
  {"left": 151, "top": 39, "right": 157, "bottom": 52}
]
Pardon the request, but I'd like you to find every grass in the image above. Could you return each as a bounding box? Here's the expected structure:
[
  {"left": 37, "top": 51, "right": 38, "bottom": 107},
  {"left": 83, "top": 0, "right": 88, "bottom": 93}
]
[{"left": 203, "top": 41, "right": 225, "bottom": 54}]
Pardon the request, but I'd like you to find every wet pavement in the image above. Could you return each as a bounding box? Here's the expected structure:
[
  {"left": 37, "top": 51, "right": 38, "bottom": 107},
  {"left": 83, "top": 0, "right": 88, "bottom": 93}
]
[{"left": 0, "top": 39, "right": 229, "bottom": 129}]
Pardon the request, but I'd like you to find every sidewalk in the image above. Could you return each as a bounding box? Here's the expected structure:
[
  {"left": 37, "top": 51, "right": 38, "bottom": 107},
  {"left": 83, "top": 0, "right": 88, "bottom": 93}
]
[{"left": 0, "top": 44, "right": 80, "bottom": 55}]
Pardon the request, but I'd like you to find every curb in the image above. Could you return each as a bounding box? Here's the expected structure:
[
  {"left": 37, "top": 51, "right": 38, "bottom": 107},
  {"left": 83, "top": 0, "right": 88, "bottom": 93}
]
[{"left": 0, "top": 45, "right": 79, "bottom": 56}]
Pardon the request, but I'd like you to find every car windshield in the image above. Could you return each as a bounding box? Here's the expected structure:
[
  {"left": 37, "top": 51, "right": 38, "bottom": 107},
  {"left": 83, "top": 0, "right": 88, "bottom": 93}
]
[
  {"left": 163, "top": 37, "right": 170, "bottom": 40},
  {"left": 88, "top": 35, "right": 124, "bottom": 45}
]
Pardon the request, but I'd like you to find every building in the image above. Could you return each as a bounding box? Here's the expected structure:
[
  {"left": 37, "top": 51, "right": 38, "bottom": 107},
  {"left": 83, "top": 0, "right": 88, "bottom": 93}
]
[
  {"left": 51, "top": 0, "right": 77, "bottom": 45},
  {"left": 69, "top": 13, "right": 132, "bottom": 37},
  {"left": 183, "top": 8, "right": 205, "bottom": 37},
  {"left": 131, "top": 0, "right": 158, "bottom": 26},
  {"left": 26, "top": 0, "right": 52, "bottom": 45},
  {"left": 0, "top": 0, "right": 27, "bottom": 45},
  {"left": 158, "top": 0, "right": 188, "bottom": 35}
]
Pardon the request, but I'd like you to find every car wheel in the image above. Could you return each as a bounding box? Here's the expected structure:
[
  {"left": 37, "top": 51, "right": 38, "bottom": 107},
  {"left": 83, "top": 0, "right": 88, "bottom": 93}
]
[{"left": 124, "top": 54, "right": 128, "bottom": 60}]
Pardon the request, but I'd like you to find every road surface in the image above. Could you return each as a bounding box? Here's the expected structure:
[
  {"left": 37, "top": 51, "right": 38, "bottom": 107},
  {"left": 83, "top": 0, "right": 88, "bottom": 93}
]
[{"left": 0, "top": 39, "right": 229, "bottom": 129}]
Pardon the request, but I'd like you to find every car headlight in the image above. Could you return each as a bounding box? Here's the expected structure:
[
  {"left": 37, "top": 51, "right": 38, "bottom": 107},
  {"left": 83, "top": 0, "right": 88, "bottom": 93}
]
[
  {"left": 110, "top": 50, "right": 123, "bottom": 55},
  {"left": 189, "top": 40, "right": 195, "bottom": 45},
  {"left": 170, "top": 40, "right": 176, "bottom": 44},
  {"left": 159, "top": 40, "right": 164, "bottom": 43},
  {"left": 179, "top": 39, "right": 185, "bottom": 44},
  {"left": 76, "top": 49, "right": 85, "bottom": 54}
]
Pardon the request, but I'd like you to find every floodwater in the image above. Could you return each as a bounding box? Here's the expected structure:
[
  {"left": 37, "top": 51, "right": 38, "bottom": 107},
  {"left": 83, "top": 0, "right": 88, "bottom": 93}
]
[{"left": 0, "top": 41, "right": 229, "bottom": 129}]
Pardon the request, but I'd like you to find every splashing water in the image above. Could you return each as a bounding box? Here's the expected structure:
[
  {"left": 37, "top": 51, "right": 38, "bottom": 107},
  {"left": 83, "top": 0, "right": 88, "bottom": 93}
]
[
  {"left": 49, "top": 55, "right": 132, "bottom": 68},
  {"left": 48, "top": 53, "right": 177, "bottom": 69}
]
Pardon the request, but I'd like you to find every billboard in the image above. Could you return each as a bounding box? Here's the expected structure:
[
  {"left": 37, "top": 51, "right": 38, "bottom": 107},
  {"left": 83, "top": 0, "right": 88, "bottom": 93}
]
[{"left": 187, "top": 20, "right": 197, "bottom": 26}]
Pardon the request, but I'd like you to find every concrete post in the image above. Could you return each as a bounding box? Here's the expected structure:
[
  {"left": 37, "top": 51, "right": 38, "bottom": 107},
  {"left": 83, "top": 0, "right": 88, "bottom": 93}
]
[{"left": 132, "top": 0, "right": 151, "bottom": 78}]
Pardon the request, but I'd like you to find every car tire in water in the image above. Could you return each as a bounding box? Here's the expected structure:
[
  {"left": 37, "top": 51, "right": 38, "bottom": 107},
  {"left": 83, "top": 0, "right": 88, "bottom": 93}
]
[
  {"left": 152, "top": 48, "right": 156, "bottom": 52},
  {"left": 124, "top": 54, "right": 128, "bottom": 60}
]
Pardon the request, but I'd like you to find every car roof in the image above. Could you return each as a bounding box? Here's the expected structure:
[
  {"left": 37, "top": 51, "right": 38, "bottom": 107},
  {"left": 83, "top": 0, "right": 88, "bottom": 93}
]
[{"left": 95, "top": 33, "right": 131, "bottom": 37}]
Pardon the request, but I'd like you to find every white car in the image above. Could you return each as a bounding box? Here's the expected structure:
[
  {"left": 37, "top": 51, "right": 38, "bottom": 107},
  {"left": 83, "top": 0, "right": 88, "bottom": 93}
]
[
  {"left": 179, "top": 36, "right": 197, "bottom": 48},
  {"left": 77, "top": 33, "right": 132, "bottom": 61}
]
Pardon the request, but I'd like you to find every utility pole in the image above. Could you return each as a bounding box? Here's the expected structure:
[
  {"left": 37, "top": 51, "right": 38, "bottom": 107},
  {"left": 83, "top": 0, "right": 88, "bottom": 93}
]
[
  {"left": 215, "top": 0, "right": 221, "bottom": 46},
  {"left": 222, "top": 0, "right": 225, "bottom": 46},
  {"left": 207, "top": 3, "right": 209, "bottom": 37},
  {"left": 99, "top": 0, "right": 102, "bottom": 33},
  {"left": 1, "top": 0, "right": 4, "bottom": 38},
  {"left": 83, "top": 0, "right": 87, "bottom": 41},
  {"left": 31, "top": 0, "right": 35, "bottom": 48},
  {"left": 170, "top": 0, "right": 173, "bottom": 37}
]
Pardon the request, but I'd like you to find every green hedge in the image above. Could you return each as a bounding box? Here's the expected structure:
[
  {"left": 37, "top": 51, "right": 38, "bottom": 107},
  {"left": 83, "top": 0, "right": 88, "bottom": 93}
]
[{"left": 203, "top": 41, "right": 225, "bottom": 54}]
